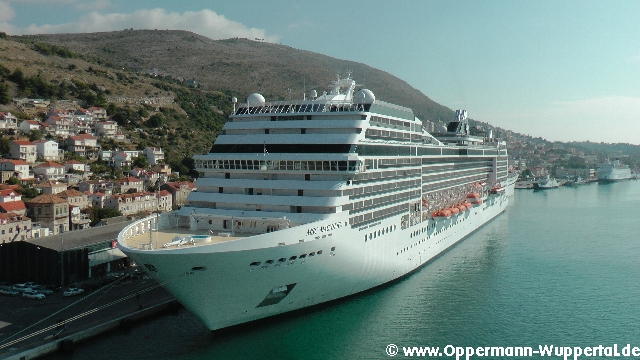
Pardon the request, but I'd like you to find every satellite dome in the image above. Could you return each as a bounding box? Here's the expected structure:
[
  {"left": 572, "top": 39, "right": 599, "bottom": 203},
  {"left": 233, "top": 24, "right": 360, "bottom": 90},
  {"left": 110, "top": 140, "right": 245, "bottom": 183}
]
[
  {"left": 355, "top": 89, "right": 375, "bottom": 103},
  {"left": 247, "top": 93, "right": 265, "bottom": 105},
  {"left": 438, "top": 126, "right": 448, "bottom": 133}
]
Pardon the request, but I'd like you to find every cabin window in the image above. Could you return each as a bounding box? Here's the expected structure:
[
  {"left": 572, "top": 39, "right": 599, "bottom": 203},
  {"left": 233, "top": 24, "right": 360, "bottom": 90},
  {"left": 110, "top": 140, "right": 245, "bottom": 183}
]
[
  {"left": 289, "top": 256, "right": 297, "bottom": 261},
  {"left": 250, "top": 261, "right": 261, "bottom": 266}
]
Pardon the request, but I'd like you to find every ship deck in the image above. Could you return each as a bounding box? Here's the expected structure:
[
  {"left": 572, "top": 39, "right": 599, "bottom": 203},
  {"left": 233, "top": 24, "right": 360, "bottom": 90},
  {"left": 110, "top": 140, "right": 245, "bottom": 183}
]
[{"left": 124, "top": 228, "right": 248, "bottom": 250}]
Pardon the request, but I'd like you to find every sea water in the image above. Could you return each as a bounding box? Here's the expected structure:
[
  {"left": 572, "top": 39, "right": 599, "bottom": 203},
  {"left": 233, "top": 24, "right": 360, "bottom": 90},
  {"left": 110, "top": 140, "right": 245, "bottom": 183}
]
[{"left": 47, "top": 181, "right": 640, "bottom": 359}]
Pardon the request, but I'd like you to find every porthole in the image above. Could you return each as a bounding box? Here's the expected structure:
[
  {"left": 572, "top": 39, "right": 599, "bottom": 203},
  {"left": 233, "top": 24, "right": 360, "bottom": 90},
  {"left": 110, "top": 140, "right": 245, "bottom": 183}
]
[
  {"left": 265, "top": 260, "right": 274, "bottom": 264},
  {"left": 278, "top": 258, "right": 286, "bottom": 262},
  {"left": 289, "top": 256, "right": 297, "bottom": 261},
  {"left": 331, "top": 246, "right": 336, "bottom": 251},
  {"left": 317, "top": 250, "right": 323, "bottom": 255},
  {"left": 299, "top": 254, "right": 307, "bottom": 259},
  {"left": 308, "top": 252, "right": 315, "bottom": 257},
  {"left": 250, "top": 261, "right": 261, "bottom": 266}
]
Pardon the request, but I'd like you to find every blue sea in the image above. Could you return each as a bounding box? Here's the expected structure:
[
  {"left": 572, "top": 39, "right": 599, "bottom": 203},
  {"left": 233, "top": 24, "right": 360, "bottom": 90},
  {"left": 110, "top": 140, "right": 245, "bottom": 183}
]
[{"left": 47, "top": 180, "right": 640, "bottom": 360}]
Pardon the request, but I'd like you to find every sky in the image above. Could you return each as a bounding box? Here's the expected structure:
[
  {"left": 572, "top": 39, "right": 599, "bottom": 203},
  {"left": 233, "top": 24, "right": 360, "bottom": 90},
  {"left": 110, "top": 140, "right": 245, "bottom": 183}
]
[{"left": 1, "top": 0, "right": 640, "bottom": 145}]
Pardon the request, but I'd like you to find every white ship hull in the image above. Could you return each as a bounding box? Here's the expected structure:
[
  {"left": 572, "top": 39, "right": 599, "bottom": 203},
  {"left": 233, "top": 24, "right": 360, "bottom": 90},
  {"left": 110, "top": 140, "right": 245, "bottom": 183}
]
[
  {"left": 121, "top": 187, "right": 510, "bottom": 331},
  {"left": 598, "top": 160, "right": 632, "bottom": 182}
]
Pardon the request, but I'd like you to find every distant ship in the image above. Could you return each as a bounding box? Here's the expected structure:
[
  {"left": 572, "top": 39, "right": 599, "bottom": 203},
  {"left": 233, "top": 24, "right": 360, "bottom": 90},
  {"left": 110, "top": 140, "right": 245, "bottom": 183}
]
[
  {"left": 535, "top": 175, "right": 559, "bottom": 189},
  {"left": 597, "top": 159, "right": 632, "bottom": 182},
  {"left": 118, "top": 77, "right": 514, "bottom": 331}
]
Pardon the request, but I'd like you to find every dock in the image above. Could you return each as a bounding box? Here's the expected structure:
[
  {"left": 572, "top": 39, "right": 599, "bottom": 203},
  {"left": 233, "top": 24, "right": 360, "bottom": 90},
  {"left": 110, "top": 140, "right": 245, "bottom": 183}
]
[{"left": 0, "top": 273, "right": 176, "bottom": 360}]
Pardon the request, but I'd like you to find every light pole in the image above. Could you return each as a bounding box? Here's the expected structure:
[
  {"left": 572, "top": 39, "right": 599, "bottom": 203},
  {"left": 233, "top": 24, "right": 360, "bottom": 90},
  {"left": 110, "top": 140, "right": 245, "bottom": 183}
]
[{"left": 60, "top": 225, "right": 64, "bottom": 288}]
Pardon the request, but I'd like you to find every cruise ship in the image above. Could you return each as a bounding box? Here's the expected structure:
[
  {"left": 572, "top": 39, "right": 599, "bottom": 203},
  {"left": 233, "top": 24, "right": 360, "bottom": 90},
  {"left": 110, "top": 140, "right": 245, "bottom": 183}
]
[
  {"left": 117, "top": 76, "right": 515, "bottom": 331},
  {"left": 597, "top": 159, "right": 632, "bottom": 182}
]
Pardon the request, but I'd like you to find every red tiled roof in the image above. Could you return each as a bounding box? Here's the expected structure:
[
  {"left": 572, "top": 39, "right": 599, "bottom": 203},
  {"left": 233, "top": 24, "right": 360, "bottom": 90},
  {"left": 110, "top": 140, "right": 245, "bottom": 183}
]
[
  {"left": 0, "top": 201, "right": 26, "bottom": 212},
  {"left": 0, "top": 190, "right": 19, "bottom": 197},
  {"left": 11, "top": 140, "right": 34, "bottom": 146},
  {"left": 0, "top": 159, "right": 28, "bottom": 166},
  {"left": 0, "top": 184, "right": 21, "bottom": 190},
  {"left": 0, "top": 212, "right": 29, "bottom": 221},
  {"left": 65, "top": 160, "right": 83, "bottom": 164},
  {"left": 35, "top": 161, "right": 64, "bottom": 168},
  {"left": 57, "top": 189, "right": 85, "bottom": 198},
  {"left": 25, "top": 194, "right": 66, "bottom": 204},
  {"left": 158, "top": 190, "right": 171, "bottom": 196}
]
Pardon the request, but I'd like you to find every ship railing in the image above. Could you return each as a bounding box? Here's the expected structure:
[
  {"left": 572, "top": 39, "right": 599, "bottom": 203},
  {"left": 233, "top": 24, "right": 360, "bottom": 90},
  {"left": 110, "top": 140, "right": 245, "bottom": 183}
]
[{"left": 118, "top": 212, "right": 182, "bottom": 250}]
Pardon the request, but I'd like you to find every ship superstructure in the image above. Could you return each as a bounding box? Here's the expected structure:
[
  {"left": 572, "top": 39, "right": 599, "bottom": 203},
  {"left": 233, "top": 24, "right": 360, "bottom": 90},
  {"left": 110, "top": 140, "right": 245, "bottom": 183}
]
[
  {"left": 118, "top": 76, "right": 513, "bottom": 331},
  {"left": 597, "top": 159, "right": 632, "bottom": 182}
]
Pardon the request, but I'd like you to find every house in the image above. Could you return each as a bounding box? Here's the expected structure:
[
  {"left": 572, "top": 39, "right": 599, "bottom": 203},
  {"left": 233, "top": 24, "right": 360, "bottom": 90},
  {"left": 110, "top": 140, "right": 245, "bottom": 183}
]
[
  {"left": 64, "top": 160, "right": 90, "bottom": 173},
  {"left": 44, "top": 116, "right": 72, "bottom": 136},
  {"left": 0, "top": 200, "right": 27, "bottom": 216},
  {"left": 18, "top": 120, "right": 44, "bottom": 134},
  {"left": 33, "top": 180, "right": 67, "bottom": 195},
  {"left": 33, "top": 139, "right": 63, "bottom": 161},
  {"left": 79, "top": 180, "right": 114, "bottom": 194},
  {"left": 113, "top": 151, "right": 135, "bottom": 169},
  {"left": 25, "top": 194, "right": 69, "bottom": 235},
  {"left": 0, "top": 189, "right": 21, "bottom": 203},
  {"left": 104, "top": 192, "right": 158, "bottom": 216},
  {"left": 115, "top": 177, "right": 144, "bottom": 193},
  {"left": 87, "top": 192, "right": 108, "bottom": 209},
  {"left": 10, "top": 140, "right": 37, "bottom": 164},
  {"left": 89, "top": 107, "right": 107, "bottom": 120},
  {"left": 68, "top": 206, "right": 91, "bottom": 230},
  {"left": 142, "top": 147, "right": 164, "bottom": 166},
  {"left": 94, "top": 121, "right": 117, "bottom": 137},
  {"left": 0, "top": 212, "right": 32, "bottom": 242},
  {"left": 33, "top": 161, "right": 65, "bottom": 181},
  {"left": 0, "top": 112, "right": 18, "bottom": 130},
  {"left": 156, "top": 190, "right": 172, "bottom": 212},
  {"left": 64, "top": 134, "right": 98, "bottom": 158},
  {"left": 57, "top": 189, "right": 90, "bottom": 210},
  {"left": 161, "top": 181, "right": 196, "bottom": 209},
  {"left": 0, "top": 159, "right": 31, "bottom": 179}
]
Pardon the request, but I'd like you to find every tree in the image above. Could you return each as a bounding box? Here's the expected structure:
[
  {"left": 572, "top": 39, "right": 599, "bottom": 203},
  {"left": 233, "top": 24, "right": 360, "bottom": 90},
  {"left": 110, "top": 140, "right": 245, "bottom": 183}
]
[
  {"left": 132, "top": 155, "right": 148, "bottom": 169},
  {"left": 0, "top": 138, "right": 10, "bottom": 155},
  {"left": 28, "top": 129, "right": 42, "bottom": 141},
  {"left": 15, "top": 186, "right": 40, "bottom": 200},
  {"left": 82, "top": 207, "right": 122, "bottom": 226},
  {"left": 146, "top": 114, "right": 165, "bottom": 128},
  {"left": 6, "top": 177, "right": 19, "bottom": 185},
  {"left": 0, "top": 82, "right": 10, "bottom": 105}
]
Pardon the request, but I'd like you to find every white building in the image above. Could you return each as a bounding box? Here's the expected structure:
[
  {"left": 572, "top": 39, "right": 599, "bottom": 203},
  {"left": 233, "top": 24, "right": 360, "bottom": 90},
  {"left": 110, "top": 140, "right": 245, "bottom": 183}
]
[
  {"left": 33, "top": 139, "right": 63, "bottom": 161},
  {"left": 10, "top": 140, "right": 37, "bottom": 164},
  {"left": 33, "top": 161, "right": 66, "bottom": 181},
  {"left": 142, "top": 147, "right": 165, "bottom": 166},
  {"left": 18, "top": 120, "right": 43, "bottom": 134},
  {"left": 94, "top": 121, "right": 118, "bottom": 137},
  {"left": 0, "top": 112, "right": 18, "bottom": 130}
]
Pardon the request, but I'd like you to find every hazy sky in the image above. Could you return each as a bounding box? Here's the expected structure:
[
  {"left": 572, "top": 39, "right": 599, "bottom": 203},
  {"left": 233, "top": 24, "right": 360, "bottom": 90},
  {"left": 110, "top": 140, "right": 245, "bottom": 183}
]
[{"left": 1, "top": 0, "right": 639, "bottom": 144}]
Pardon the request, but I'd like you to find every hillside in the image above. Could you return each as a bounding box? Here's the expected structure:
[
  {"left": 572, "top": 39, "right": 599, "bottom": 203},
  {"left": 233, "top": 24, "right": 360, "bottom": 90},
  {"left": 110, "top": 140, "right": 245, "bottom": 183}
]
[{"left": 16, "top": 30, "right": 455, "bottom": 124}]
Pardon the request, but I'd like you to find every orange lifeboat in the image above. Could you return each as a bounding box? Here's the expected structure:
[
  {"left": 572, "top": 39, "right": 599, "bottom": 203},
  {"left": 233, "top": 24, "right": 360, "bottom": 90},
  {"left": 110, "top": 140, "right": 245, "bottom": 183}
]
[
  {"left": 422, "top": 198, "right": 427, "bottom": 207},
  {"left": 457, "top": 204, "right": 467, "bottom": 212},
  {"left": 437, "top": 209, "right": 452, "bottom": 217},
  {"left": 431, "top": 211, "right": 439, "bottom": 218},
  {"left": 471, "top": 199, "right": 483, "bottom": 206},
  {"left": 449, "top": 207, "right": 460, "bottom": 215},
  {"left": 464, "top": 202, "right": 473, "bottom": 209},
  {"left": 466, "top": 192, "right": 480, "bottom": 199}
]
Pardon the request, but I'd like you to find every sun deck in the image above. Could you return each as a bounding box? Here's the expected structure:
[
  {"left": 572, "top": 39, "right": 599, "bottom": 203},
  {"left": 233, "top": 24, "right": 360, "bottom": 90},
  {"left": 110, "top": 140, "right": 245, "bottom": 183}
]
[{"left": 124, "top": 228, "right": 248, "bottom": 250}]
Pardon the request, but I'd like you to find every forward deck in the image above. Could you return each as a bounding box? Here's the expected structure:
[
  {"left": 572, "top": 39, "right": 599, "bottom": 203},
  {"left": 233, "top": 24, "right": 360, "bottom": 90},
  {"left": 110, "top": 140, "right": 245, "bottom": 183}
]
[{"left": 124, "top": 228, "right": 246, "bottom": 250}]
